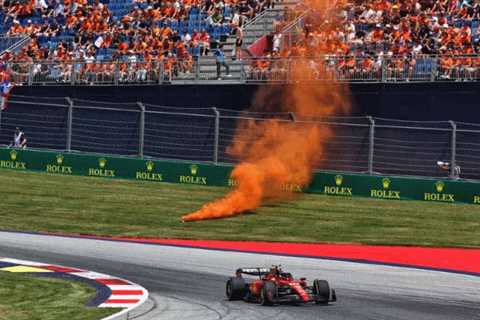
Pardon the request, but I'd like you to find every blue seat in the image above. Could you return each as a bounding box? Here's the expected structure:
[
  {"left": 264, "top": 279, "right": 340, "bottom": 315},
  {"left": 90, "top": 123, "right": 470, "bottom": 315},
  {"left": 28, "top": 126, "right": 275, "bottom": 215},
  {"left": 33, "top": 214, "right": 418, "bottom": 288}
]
[
  {"left": 191, "top": 46, "right": 200, "bottom": 57},
  {"left": 189, "top": 13, "right": 199, "bottom": 22},
  {"left": 48, "top": 41, "right": 58, "bottom": 50},
  {"left": 472, "top": 20, "right": 479, "bottom": 37},
  {"left": 211, "top": 26, "right": 221, "bottom": 39},
  {"left": 222, "top": 24, "right": 231, "bottom": 34},
  {"left": 190, "top": 7, "right": 199, "bottom": 15},
  {"left": 171, "top": 20, "right": 179, "bottom": 31},
  {"left": 223, "top": 6, "right": 232, "bottom": 18},
  {"left": 178, "top": 20, "right": 186, "bottom": 33}
]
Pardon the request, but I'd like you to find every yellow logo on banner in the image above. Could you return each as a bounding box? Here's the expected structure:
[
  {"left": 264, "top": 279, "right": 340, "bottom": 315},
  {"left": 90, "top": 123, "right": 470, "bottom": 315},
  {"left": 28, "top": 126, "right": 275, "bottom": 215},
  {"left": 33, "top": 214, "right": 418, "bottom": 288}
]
[
  {"left": 179, "top": 164, "right": 207, "bottom": 185},
  {"left": 228, "top": 178, "right": 302, "bottom": 192},
  {"left": 56, "top": 154, "right": 64, "bottom": 165},
  {"left": 370, "top": 177, "right": 400, "bottom": 200},
  {"left": 228, "top": 178, "right": 238, "bottom": 187},
  {"left": 10, "top": 150, "right": 17, "bottom": 161},
  {"left": 99, "top": 158, "right": 107, "bottom": 169},
  {"left": 190, "top": 164, "right": 198, "bottom": 175},
  {"left": 435, "top": 181, "right": 445, "bottom": 193},
  {"left": 324, "top": 175, "right": 352, "bottom": 196},
  {"left": 382, "top": 178, "right": 391, "bottom": 189},
  {"left": 46, "top": 154, "right": 72, "bottom": 175},
  {"left": 474, "top": 196, "right": 480, "bottom": 204},
  {"left": 424, "top": 181, "right": 454, "bottom": 203},
  {"left": 146, "top": 161, "right": 154, "bottom": 172},
  {"left": 282, "top": 183, "right": 303, "bottom": 192},
  {"left": 88, "top": 158, "right": 115, "bottom": 177},
  {"left": 335, "top": 175, "right": 343, "bottom": 186},
  {"left": 136, "top": 160, "right": 162, "bottom": 181},
  {"left": 0, "top": 149, "right": 26, "bottom": 170}
]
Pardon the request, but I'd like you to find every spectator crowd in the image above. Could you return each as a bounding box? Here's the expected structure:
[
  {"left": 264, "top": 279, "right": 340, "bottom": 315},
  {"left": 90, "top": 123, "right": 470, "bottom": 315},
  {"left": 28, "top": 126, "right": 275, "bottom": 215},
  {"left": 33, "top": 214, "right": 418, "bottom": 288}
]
[
  {"left": 250, "top": 0, "right": 480, "bottom": 81},
  {"left": 2, "top": 0, "right": 480, "bottom": 82},
  {"left": 0, "top": 0, "right": 272, "bottom": 82}
]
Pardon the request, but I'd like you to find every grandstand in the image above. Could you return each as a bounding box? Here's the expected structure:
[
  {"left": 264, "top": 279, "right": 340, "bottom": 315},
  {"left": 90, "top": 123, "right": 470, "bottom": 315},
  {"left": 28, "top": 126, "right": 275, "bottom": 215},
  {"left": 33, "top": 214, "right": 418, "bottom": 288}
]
[
  {"left": 1, "top": 0, "right": 480, "bottom": 83},
  {"left": 0, "top": 0, "right": 296, "bottom": 82}
]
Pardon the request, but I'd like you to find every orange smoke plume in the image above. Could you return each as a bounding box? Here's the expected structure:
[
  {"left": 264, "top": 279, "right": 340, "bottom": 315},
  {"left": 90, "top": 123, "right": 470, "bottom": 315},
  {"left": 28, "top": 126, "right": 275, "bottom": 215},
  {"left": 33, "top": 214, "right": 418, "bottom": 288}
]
[{"left": 181, "top": 2, "right": 350, "bottom": 222}]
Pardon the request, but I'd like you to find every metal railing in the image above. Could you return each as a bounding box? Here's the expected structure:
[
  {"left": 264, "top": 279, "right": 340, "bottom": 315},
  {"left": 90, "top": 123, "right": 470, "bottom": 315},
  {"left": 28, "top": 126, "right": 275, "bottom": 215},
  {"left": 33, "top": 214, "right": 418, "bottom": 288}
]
[
  {"left": 0, "top": 35, "right": 30, "bottom": 54},
  {"left": 243, "top": 8, "right": 285, "bottom": 37},
  {"left": 6, "top": 55, "right": 480, "bottom": 85},
  {"left": 278, "top": 8, "right": 310, "bottom": 51},
  {"left": 2, "top": 96, "right": 479, "bottom": 180},
  {"left": 240, "top": 55, "right": 480, "bottom": 83}
]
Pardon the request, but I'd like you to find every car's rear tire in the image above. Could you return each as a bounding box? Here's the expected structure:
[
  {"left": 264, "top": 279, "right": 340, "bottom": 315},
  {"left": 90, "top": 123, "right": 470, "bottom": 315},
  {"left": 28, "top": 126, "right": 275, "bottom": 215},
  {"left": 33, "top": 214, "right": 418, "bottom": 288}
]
[
  {"left": 226, "top": 277, "right": 246, "bottom": 300},
  {"left": 259, "top": 281, "right": 277, "bottom": 306},
  {"left": 313, "top": 279, "right": 331, "bottom": 304}
]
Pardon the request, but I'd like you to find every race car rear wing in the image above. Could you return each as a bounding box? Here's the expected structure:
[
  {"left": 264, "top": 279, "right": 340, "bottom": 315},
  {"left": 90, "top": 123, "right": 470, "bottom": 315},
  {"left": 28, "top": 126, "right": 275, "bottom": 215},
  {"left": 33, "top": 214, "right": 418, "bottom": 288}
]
[{"left": 236, "top": 268, "right": 271, "bottom": 277}]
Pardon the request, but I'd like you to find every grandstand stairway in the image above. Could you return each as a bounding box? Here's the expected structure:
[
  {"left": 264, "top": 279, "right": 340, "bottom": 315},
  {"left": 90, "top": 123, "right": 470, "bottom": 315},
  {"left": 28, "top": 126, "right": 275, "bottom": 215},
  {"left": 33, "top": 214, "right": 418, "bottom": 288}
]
[
  {"left": 223, "top": 0, "right": 300, "bottom": 57},
  {"left": 174, "top": 0, "right": 299, "bottom": 83}
]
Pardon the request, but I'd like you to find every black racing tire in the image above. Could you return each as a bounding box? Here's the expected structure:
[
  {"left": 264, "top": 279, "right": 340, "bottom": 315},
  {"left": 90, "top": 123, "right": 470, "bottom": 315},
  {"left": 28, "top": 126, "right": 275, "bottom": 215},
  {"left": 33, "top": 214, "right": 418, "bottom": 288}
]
[
  {"left": 259, "top": 281, "right": 277, "bottom": 306},
  {"left": 226, "top": 277, "right": 246, "bottom": 300},
  {"left": 313, "top": 279, "right": 330, "bottom": 304}
]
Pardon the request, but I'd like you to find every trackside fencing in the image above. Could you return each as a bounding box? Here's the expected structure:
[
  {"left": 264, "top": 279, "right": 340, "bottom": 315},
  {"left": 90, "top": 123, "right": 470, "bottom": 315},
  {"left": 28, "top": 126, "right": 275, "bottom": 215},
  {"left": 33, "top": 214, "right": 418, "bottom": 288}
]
[{"left": 1, "top": 95, "right": 479, "bottom": 180}]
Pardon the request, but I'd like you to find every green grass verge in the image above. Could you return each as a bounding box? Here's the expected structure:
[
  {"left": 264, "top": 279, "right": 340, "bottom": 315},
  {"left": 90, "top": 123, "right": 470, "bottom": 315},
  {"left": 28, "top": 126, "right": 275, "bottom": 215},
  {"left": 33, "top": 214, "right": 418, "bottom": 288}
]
[
  {"left": 0, "top": 271, "right": 117, "bottom": 320},
  {"left": 1, "top": 170, "right": 479, "bottom": 248}
]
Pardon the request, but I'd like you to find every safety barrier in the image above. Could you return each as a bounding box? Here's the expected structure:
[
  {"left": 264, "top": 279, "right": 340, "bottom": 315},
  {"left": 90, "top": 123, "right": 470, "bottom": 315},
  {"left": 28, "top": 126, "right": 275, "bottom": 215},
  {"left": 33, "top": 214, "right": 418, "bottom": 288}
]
[{"left": 2, "top": 147, "right": 479, "bottom": 205}]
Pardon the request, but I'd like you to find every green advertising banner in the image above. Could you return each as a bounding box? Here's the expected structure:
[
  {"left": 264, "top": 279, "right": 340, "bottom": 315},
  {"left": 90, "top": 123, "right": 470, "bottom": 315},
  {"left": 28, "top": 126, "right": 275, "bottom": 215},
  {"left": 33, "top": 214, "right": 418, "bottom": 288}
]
[{"left": 1, "top": 148, "right": 479, "bottom": 205}]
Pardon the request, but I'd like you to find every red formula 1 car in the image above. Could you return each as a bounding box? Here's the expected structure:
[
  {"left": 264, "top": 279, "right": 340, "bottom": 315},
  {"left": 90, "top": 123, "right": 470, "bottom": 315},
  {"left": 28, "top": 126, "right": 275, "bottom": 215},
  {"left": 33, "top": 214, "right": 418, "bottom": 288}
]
[{"left": 226, "top": 266, "right": 336, "bottom": 306}]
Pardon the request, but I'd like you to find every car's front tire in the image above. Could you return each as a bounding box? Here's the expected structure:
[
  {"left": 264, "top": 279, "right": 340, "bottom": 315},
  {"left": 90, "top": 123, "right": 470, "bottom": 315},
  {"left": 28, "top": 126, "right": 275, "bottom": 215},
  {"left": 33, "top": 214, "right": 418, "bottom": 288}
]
[
  {"left": 313, "top": 279, "right": 331, "bottom": 304},
  {"left": 226, "top": 277, "right": 246, "bottom": 300},
  {"left": 259, "top": 281, "right": 277, "bottom": 306}
]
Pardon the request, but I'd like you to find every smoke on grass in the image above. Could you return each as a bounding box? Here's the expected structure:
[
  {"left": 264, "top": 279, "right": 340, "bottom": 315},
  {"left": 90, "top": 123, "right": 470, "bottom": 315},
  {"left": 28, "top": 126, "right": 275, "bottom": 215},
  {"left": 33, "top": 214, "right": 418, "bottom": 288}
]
[{"left": 181, "top": 1, "right": 350, "bottom": 222}]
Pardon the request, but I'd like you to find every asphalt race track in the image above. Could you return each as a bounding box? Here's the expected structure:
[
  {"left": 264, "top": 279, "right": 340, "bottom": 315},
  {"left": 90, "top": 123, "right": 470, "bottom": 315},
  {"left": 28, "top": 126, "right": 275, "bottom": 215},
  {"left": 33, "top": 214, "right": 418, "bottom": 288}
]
[{"left": 0, "top": 231, "right": 478, "bottom": 320}]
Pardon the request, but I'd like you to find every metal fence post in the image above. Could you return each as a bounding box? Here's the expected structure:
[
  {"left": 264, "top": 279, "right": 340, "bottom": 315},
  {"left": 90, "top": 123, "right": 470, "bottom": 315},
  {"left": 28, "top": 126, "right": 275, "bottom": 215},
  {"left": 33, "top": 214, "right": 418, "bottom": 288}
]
[
  {"left": 212, "top": 107, "right": 220, "bottom": 164},
  {"left": 289, "top": 112, "right": 296, "bottom": 122},
  {"left": 195, "top": 54, "right": 200, "bottom": 82},
  {"left": 65, "top": 97, "right": 73, "bottom": 152},
  {"left": 114, "top": 63, "right": 119, "bottom": 85},
  {"left": 287, "top": 59, "right": 291, "bottom": 83},
  {"left": 240, "top": 60, "right": 245, "bottom": 82},
  {"left": 431, "top": 57, "right": 437, "bottom": 82},
  {"left": 449, "top": 120, "right": 457, "bottom": 179},
  {"left": 381, "top": 57, "right": 386, "bottom": 82},
  {"left": 158, "top": 62, "right": 165, "bottom": 84},
  {"left": 137, "top": 102, "right": 145, "bottom": 158},
  {"left": 71, "top": 62, "right": 76, "bottom": 85},
  {"left": 367, "top": 116, "right": 375, "bottom": 175},
  {"left": 28, "top": 64, "right": 33, "bottom": 85}
]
